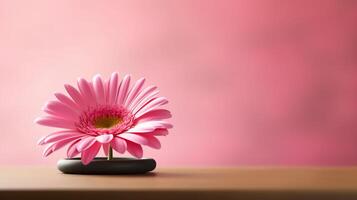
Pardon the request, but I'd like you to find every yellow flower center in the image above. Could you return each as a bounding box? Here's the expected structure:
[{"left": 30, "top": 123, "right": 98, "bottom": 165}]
[{"left": 94, "top": 116, "right": 123, "bottom": 128}]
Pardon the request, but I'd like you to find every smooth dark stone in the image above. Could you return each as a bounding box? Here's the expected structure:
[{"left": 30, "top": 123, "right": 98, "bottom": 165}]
[{"left": 57, "top": 157, "right": 156, "bottom": 175}]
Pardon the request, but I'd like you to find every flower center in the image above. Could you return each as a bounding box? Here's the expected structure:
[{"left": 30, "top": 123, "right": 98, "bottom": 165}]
[
  {"left": 76, "top": 105, "right": 134, "bottom": 135},
  {"left": 94, "top": 116, "right": 123, "bottom": 128}
]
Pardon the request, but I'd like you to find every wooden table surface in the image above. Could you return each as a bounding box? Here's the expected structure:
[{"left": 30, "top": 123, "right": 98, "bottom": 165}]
[{"left": 2, "top": 167, "right": 357, "bottom": 199}]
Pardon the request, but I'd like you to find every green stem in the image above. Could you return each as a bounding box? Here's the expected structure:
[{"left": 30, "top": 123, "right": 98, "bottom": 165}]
[{"left": 108, "top": 146, "right": 113, "bottom": 160}]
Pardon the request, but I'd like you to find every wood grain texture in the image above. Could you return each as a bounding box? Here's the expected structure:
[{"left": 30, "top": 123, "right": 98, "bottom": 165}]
[{"left": 1, "top": 167, "right": 357, "bottom": 199}]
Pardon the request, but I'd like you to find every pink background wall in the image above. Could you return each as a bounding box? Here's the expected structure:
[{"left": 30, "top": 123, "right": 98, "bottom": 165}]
[{"left": 0, "top": 0, "right": 357, "bottom": 166}]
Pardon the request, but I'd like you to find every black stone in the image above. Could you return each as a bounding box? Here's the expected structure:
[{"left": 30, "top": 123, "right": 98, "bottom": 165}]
[{"left": 57, "top": 157, "right": 156, "bottom": 174}]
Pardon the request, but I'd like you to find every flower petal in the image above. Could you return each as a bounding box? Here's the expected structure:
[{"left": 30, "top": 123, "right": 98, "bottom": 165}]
[
  {"left": 93, "top": 74, "right": 105, "bottom": 105},
  {"left": 76, "top": 137, "right": 97, "bottom": 152},
  {"left": 55, "top": 92, "right": 80, "bottom": 111},
  {"left": 43, "top": 144, "right": 55, "bottom": 157},
  {"left": 124, "top": 77, "right": 145, "bottom": 107},
  {"left": 77, "top": 78, "right": 96, "bottom": 106},
  {"left": 43, "top": 100, "right": 79, "bottom": 121},
  {"left": 102, "top": 143, "right": 109, "bottom": 156},
  {"left": 145, "top": 129, "right": 169, "bottom": 136},
  {"left": 135, "top": 97, "right": 168, "bottom": 118},
  {"left": 64, "top": 84, "right": 85, "bottom": 108},
  {"left": 108, "top": 72, "right": 119, "bottom": 105},
  {"left": 43, "top": 130, "right": 83, "bottom": 144},
  {"left": 95, "top": 134, "right": 114, "bottom": 144},
  {"left": 146, "top": 136, "right": 161, "bottom": 149},
  {"left": 119, "top": 133, "right": 161, "bottom": 149},
  {"left": 35, "top": 116, "right": 76, "bottom": 129},
  {"left": 43, "top": 137, "right": 78, "bottom": 157},
  {"left": 128, "top": 85, "right": 157, "bottom": 111},
  {"left": 37, "top": 135, "right": 47, "bottom": 145},
  {"left": 116, "top": 74, "right": 131, "bottom": 105},
  {"left": 126, "top": 140, "right": 143, "bottom": 158},
  {"left": 67, "top": 139, "right": 81, "bottom": 158},
  {"left": 135, "top": 109, "right": 171, "bottom": 123},
  {"left": 81, "top": 142, "right": 101, "bottom": 165},
  {"left": 119, "top": 133, "right": 148, "bottom": 145},
  {"left": 127, "top": 121, "right": 173, "bottom": 133},
  {"left": 110, "top": 137, "right": 126, "bottom": 153},
  {"left": 131, "top": 90, "right": 159, "bottom": 114}
]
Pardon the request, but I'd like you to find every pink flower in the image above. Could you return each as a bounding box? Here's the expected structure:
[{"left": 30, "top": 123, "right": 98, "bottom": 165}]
[{"left": 36, "top": 73, "right": 172, "bottom": 165}]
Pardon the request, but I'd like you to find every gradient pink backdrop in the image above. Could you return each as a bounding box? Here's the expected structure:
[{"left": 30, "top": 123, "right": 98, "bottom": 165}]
[{"left": 0, "top": 0, "right": 357, "bottom": 166}]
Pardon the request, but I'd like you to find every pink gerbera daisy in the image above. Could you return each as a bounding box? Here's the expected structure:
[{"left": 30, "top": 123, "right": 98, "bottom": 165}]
[{"left": 36, "top": 73, "right": 172, "bottom": 165}]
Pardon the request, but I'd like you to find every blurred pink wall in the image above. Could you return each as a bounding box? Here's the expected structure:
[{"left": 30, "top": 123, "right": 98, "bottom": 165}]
[{"left": 0, "top": 0, "right": 357, "bottom": 166}]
